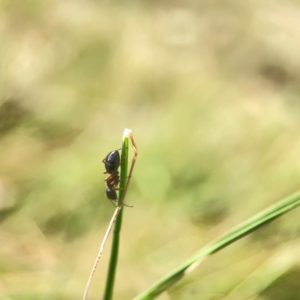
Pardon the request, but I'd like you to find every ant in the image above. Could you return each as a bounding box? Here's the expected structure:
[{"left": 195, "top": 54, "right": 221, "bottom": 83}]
[
  {"left": 102, "top": 150, "right": 120, "bottom": 202},
  {"left": 102, "top": 132, "right": 138, "bottom": 207}
]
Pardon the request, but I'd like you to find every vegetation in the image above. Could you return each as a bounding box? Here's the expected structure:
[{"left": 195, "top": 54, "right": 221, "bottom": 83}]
[{"left": 1, "top": 0, "right": 300, "bottom": 299}]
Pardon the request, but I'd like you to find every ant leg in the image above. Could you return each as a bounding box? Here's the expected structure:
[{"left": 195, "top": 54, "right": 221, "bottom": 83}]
[
  {"left": 104, "top": 171, "right": 119, "bottom": 183},
  {"left": 112, "top": 187, "right": 122, "bottom": 191},
  {"left": 126, "top": 133, "right": 138, "bottom": 187},
  {"left": 128, "top": 133, "right": 138, "bottom": 179},
  {"left": 108, "top": 187, "right": 133, "bottom": 207},
  {"left": 113, "top": 200, "right": 134, "bottom": 208},
  {"left": 119, "top": 132, "right": 138, "bottom": 207},
  {"left": 108, "top": 199, "right": 118, "bottom": 208}
]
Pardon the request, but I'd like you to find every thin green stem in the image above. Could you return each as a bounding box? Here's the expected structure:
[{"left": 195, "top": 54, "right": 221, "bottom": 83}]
[{"left": 103, "top": 135, "right": 129, "bottom": 300}]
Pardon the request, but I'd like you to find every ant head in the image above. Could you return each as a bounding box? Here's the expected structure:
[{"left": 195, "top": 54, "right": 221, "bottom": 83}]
[{"left": 106, "top": 186, "right": 118, "bottom": 200}]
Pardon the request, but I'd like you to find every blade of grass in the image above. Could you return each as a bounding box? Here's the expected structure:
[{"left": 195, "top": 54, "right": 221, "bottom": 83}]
[
  {"left": 103, "top": 130, "right": 129, "bottom": 300},
  {"left": 133, "top": 191, "right": 300, "bottom": 300},
  {"left": 83, "top": 129, "right": 134, "bottom": 300},
  {"left": 222, "top": 240, "right": 300, "bottom": 300}
]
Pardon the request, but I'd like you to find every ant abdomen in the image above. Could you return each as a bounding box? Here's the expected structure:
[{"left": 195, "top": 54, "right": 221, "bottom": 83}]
[{"left": 103, "top": 150, "right": 120, "bottom": 174}]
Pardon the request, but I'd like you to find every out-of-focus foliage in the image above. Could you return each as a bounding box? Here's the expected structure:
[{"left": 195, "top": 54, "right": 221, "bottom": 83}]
[{"left": 1, "top": 0, "right": 300, "bottom": 299}]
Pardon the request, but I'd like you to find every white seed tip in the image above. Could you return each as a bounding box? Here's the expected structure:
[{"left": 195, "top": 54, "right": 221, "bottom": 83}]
[{"left": 123, "top": 128, "right": 132, "bottom": 140}]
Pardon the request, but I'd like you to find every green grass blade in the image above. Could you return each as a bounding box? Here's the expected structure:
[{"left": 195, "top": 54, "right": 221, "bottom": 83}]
[
  {"left": 103, "top": 134, "right": 129, "bottom": 300},
  {"left": 133, "top": 191, "right": 300, "bottom": 300}
]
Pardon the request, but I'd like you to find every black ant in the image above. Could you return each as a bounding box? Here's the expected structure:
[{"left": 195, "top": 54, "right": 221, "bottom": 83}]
[
  {"left": 102, "top": 132, "right": 138, "bottom": 207},
  {"left": 102, "top": 149, "right": 133, "bottom": 207},
  {"left": 102, "top": 150, "right": 120, "bottom": 202}
]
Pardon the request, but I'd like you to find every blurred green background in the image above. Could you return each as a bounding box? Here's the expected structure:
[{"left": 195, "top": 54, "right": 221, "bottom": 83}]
[{"left": 1, "top": 0, "right": 300, "bottom": 299}]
